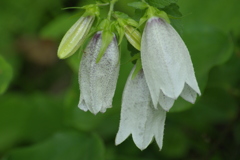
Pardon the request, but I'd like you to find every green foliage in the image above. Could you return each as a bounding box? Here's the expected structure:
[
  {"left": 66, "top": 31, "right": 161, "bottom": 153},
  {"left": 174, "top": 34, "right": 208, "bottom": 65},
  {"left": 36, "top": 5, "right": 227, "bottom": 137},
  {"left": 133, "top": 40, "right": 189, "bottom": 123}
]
[
  {"left": 0, "top": 56, "right": 13, "bottom": 94},
  {"left": 6, "top": 131, "right": 105, "bottom": 160},
  {"left": 146, "top": 0, "right": 178, "bottom": 8},
  {"left": 162, "top": 3, "right": 181, "bottom": 17},
  {"left": 179, "top": 0, "right": 240, "bottom": 34},
  {"left": 40, "top": 13, "right": 79, "bottom": 40},
  {"left": 0, "top": 0, "right": 240, "bottom": 159},
  {"left": 161, "top": 126, "right": 189, "bottom": 158},
  {"left": 171, "top": 24, "right": 233, "bottom": 112},
  {"left": 129, "top": 1, "right": 183, "bottom": 35},
  {"left": 131, "top": 59, "right": 142, "bottom": 79},
  {"left": 128, "top": 2, "right": 148, "bottom": 10},
  {"left": 0, "top": 93, "right": 64, "bottom": 152},
  {"left": 162, "top": 3, "right": 182, "bottom": 34}
]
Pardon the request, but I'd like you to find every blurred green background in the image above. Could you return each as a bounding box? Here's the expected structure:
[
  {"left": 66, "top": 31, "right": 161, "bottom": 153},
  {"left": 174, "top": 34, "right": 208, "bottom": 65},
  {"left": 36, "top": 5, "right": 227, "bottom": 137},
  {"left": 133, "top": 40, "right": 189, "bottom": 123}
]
[{"left": 0, "top": 0, "right": 240, "bottom": 159}]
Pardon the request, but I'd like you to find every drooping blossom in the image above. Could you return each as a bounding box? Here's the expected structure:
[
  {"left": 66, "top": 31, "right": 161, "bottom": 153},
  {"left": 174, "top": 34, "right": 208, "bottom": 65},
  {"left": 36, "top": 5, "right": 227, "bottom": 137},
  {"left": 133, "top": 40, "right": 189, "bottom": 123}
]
[
  {"left": 116, "top": 66, "right": 166, "bottom": 150},
  {"left": 141, "top": 17, "right": 201, "bottom": 111},
  {"left": 78, "top": 31, "right": 120, "bottom": 114}
]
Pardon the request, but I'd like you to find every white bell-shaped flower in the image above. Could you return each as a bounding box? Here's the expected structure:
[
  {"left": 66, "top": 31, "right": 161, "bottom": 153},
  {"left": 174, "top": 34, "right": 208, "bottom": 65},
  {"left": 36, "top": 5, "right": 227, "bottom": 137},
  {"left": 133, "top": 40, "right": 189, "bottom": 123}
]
[
  {"left": 78, "top": 31, "right": 120, "bottom": 114},
  {"left": 116, "top": 66, "right": 166, "bottom": 150},
  {"left": 141, "top": 17, "right": 201, "bottom": 111}
]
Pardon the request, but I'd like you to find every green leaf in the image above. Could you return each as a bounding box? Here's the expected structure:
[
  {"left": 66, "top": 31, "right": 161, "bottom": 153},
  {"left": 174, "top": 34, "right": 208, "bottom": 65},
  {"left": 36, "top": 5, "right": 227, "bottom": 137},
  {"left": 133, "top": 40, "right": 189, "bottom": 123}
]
[
  {"left": 40, "top": 13, "right": 79, "bottom": 39},
  {"left": 207, "top": 53, "right": 240, "bottom": 90},
  {"left": 162, "top": 4, "right": 183, "bottom": 34},
  {"left": 145, "top": 0, "right": 178, "bottom": 8},
  {"left": 98, "top": 0, "right": 110, "bottom": 3},
  {"left": 0, "top": 93, "right": 64, "bottom": 152},
  {"left": 170, "top": 24, "right": 234, "bottom": 112},
  {"left": 170, "top": 18, "right": 183, "bottom": 35},
  {"left": 127, "top": 41, "right": 139, "bottom": 62},
  {"left": 170, "top": 87, "right": 238, "bottom": 131},
  {"left": 162, "top": 3, "right": 182, "bottom": 17},
  {"left": 179, "top": 0, "right": 240, "bottom": 34},
  {"left": 131, "top": 59, "right": 142, "bottom": 80},
  {"left": 113, "top": 11, "right": 130, "bottom": 19},
  {"left": 167, "top": 88, "right": 238, "bottom": 156},
  {"left": 129, "top": 53, "right": 140, "bottom": 63},
  {"left": 132, "top": 2, "right": 183, "bottom": 32},
  {"left": 133, "top": 9, "right": 145, "bottom": 25},
  {"left": 169, "top": 0, "right": 239, "bottom": 112},
  {"left": 63, "top": 76, "right": 111, "bottom": 132},
  {"left": 115, "top": 25, "right": 125, "bottom": 45},
  {"left": 0, "top": 55, "right": 13, "bottom": 95},
  {"left": 128, "top": 2, "right": 148, "bottom": 10},
  {"left": 96, "top": 31, "right": 113, "bottom": 63},
  {"left": 6, "top": 131, "right": 105, "bottom": 160},
  {"left": 161, "top": 125, "right": 189, "bottom": 158}
]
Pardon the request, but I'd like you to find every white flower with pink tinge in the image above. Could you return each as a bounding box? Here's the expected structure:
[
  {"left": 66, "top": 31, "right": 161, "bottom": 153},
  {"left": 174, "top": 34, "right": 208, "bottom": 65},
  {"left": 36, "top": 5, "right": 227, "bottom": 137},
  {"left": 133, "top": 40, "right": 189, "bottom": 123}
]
[
  {"left": 78, "top": 31, "right": 120, "bottom": 114},
  {"left": 141, "top": 17, "right": 201, "bottom": 111}
]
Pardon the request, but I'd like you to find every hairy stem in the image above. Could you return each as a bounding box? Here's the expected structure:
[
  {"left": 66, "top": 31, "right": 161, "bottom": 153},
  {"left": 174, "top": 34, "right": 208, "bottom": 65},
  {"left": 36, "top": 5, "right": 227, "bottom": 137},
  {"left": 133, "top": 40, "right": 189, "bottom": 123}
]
[{"left": 107, "top": 0, "right": 118, "bottom": 20}]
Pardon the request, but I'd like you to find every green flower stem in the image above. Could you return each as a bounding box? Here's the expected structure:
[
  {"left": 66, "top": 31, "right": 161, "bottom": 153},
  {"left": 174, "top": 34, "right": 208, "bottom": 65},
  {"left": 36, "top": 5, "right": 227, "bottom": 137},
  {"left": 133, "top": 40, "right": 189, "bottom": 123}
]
[
  {"left": 107, "top": 0, "right": 118, "bottom": 20},
  {"left": 97, "top": 3, "right": 109, "bottom": 6}
]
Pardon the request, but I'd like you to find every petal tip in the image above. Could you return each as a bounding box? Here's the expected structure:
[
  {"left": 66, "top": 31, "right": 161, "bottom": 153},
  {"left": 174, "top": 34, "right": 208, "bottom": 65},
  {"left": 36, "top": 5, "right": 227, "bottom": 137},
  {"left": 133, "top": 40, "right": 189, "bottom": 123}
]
[{"left": 115, "top": 132, "right": 129, "bottom": 146}]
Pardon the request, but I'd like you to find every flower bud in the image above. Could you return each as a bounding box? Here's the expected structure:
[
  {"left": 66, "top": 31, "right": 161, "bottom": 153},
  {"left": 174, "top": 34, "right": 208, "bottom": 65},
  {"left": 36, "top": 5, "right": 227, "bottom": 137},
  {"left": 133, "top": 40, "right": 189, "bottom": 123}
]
[
  {"left": 124, "top": 25, "right": 141, "bottom": 51},
  {"left": 58, "top": 5, "right": 99, "bottom": 59},
  {"left": 57, "top": 16, "right": 94, "bottom": 59}
]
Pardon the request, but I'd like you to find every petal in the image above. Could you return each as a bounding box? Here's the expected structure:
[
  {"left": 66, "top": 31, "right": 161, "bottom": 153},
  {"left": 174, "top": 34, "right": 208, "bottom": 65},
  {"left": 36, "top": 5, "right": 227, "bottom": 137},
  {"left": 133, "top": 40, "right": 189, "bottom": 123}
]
[
  {"left": 145, "top": 106, "right": 166, "bottom": 150},
  {"left": 163, "top": 20, "right": 201, "bottom": 96},
  {"left": 141, "top": 17, "right": 201, "bottom": 104},
  {"left": 116, "top": 66, "right": 166, "bottom": 150},
  {"left": 78, "top": 32, "right": 119, "bottom": 114},
  {"left": 78, "top": 98, "right": 88, "bottom": 112},
  {"left": 180, "top": 83, "right": 198, "bottom": 103},
  {"left": 100, "top": 36, "right": 120, "bottom": 112},
  {"left": 141, "top": 17, "right": 185, "bottom": 100},
  {"left": 183, "top": 58, "right": 201, "bottom": 95},
  {"left": 159, "top": 90, "right": 175, "bottom": 111}
]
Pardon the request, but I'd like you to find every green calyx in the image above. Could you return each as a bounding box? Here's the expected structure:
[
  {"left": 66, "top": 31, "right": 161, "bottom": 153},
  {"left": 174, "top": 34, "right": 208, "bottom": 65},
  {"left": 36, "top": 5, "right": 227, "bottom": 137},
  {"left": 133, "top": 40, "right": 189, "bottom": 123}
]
[
  {"left": 139, "top": 5, "right": 170, "bottom": 26},
  {"left": 115, "top": 24, "right": 124, "bottom": 45},
  {"left": 113, "top": 11, "right": 139, "bottom": 27},
  {"left": 96, "top": 19, "right": 115, "bottom": 63},
  {"left": 132, "top": 58, "right": 143, "bottom": 80},
  {"left": 82, "top": 4, "right": 100, "bottom": 17}
]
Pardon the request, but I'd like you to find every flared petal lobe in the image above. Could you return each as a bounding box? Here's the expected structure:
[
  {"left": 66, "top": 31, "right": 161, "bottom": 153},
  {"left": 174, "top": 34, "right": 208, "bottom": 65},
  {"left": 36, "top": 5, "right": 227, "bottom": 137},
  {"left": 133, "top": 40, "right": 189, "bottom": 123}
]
[
  {"left": 115, "top": 66, "right": 166, "bottom": 150},
  {"left": 78, "top": 31, "right": 120, "bottom": 114},
  {"left": 141, "top": 17, "right": 200, "bottom": 110},
  {"left": 58, "top": 16, "right": 95, "bottom": 59}
]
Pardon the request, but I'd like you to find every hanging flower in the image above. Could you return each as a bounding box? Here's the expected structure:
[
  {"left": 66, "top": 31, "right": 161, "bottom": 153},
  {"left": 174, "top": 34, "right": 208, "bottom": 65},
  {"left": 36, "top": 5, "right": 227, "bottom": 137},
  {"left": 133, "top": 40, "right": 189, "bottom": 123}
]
[
  {"left": 116, "top": 66, "right": 166, "bottom": 150},
  {"left": 78, "top": 31, "right": 120, "bottom": 114},
  {"left": 57, "top": 5, "right": 99, "bottom": 59},
  {"left": 141, "top": 16, "right": 201, "bottom": 111}
]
